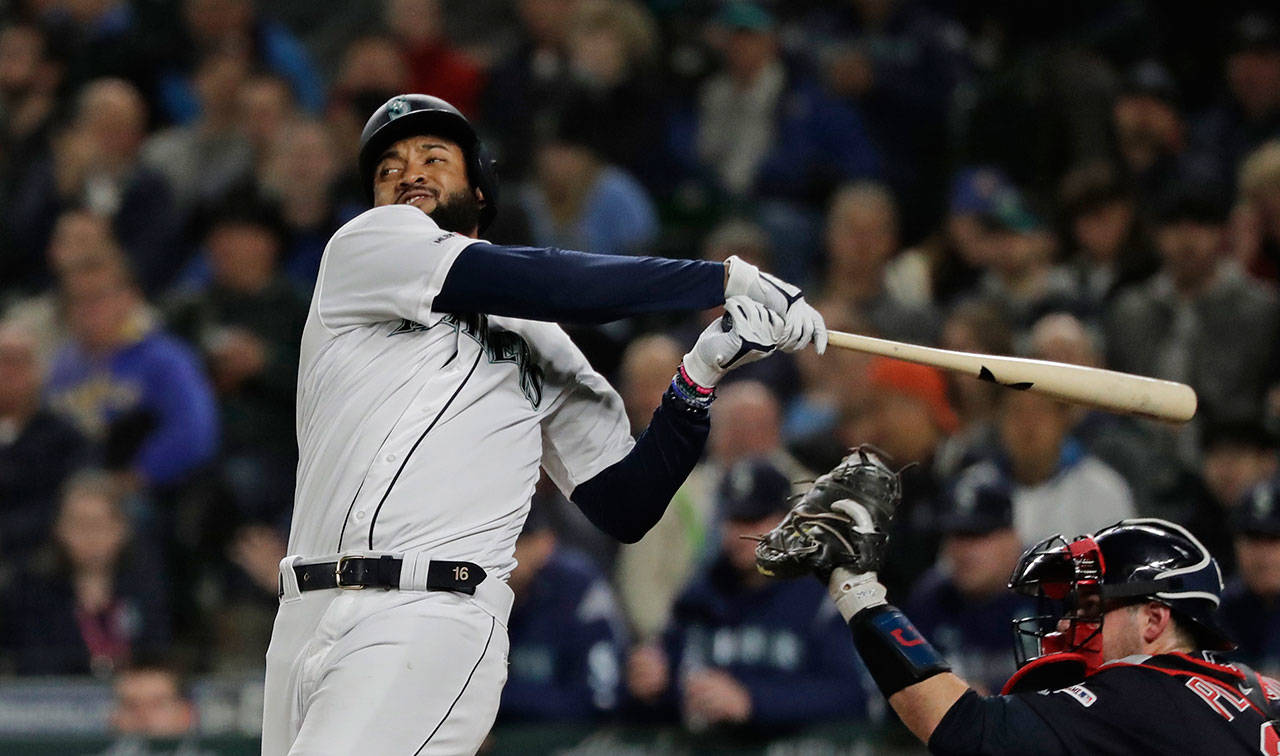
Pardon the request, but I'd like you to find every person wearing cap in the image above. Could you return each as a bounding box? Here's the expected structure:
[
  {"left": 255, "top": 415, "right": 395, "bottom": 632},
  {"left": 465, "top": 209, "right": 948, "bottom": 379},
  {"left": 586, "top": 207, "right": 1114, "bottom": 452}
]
[
  {"left": 625, "top": 458, "right": 867, "bottom": 734},
  {"left": 965, "top": 176, "right": 1083, "bottom": 331},
  {"left": 905, "top": 463, "right": 1036, "bottom": 694},
  {"left": 1191, "top": 12, "right": 1280, "bottom": 190},
  {"left": 852, "top": 357, "right": 956, "bottom": 597},
  {"left": 498, "top": 500, "right": 629, "bottom": 724},
  {"left": 695, "top": 1, "right": 880, "bottom": 204},
  {"left": 1220, "top": 478, "right": 1280, "bottom": 678},
  {"left": 1105, "top": 180, "right": 1280, "bottom": 445},
  {"left": 1111, "top": 59, "right": 1195, "bottom": 201}
]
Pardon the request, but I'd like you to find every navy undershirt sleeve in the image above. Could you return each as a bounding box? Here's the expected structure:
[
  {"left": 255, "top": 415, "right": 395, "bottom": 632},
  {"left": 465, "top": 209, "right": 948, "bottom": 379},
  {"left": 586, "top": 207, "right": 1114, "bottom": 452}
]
[
  {"left": 569, "top": 391, "right": 709, "bottom": 544},
  {"left": 928, "top": 690, "right": 1069, "bottom": 756},
  {"left": 435, "top": 243, "right": 726, "bottom": 323}
]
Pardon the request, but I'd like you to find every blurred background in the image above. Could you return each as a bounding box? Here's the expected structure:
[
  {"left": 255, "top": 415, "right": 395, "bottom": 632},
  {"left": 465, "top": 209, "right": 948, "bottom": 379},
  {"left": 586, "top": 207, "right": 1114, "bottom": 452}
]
[{"left": 0, "top": 0, "right": 1279, "bottom": 752}]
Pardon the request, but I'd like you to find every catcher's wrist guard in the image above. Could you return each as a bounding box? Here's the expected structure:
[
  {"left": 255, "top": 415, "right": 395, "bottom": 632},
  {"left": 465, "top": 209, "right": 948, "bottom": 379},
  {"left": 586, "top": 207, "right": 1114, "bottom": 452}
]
[
  {"left": 829, "top": 568, "right": 887, "bottom": 621},
  {"left": 851, "top": 605, "right": 951, "bottom": 698}
]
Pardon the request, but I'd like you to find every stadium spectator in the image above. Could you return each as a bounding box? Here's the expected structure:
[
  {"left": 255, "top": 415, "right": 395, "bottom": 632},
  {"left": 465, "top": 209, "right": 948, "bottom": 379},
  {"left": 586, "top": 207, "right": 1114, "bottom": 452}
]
[
  {"left": 894, "top": 167, "right": 1024, "bottom": 307},
  {"left": 993, "top": 388, "right": 1135, "bottom": 545},
  {"left": 931, "top": 300, "right": 1012, "bottom": 478},
  {"left": 45, "top": 256, "right": 218, "bottom": 494},
  {"left": 613, "top": 334, "right": 707, "bottom": 638},
  {"left": 156, "top": 0, "right": 324, "bottom": 124},
  {"left": 500, "top": 502, "right": 628, "bottom": 723},
  {"left": 0, "top": 20, "right": 63, "bottom": 293},
  {"left": 109, "top": 658, "right": 196, "bottom": 737},
  {"left": 800, "top": 0, "right": 970, "bottom": 231},
  {"left": 617, "top": 380, "right": 807, "bottom": 640},
  {"left": 821, "top": 181, "right": 939, "bottom": 345},
  {"left": 1175, "top": 422, "right": 1279, "bottom": 577},
  {"left": 784, "top": 299, "right": 871, "bottom": 446},
  {"left": 1055, "top": 160, "right": 1159, "bottom": 314},
  {"left": 905, "top": 463, "right": 1034, "bottom": 694},
  {"left": 385, "top": 0, "right": 484, "bottom": 118},
  {"left": 1236, "top": 139, "right": 1280, "bottom": 284},
  {"left": 0, "top": 319, "right": 92, "bottom": 562},
  {"left": 0, "top": 471, "right": 169, "bottom": 676},
  {"left": 481, "top": 0, "right": 579, "bottom": 179},
  {"left": 37, "top": 0, "right": 153, "bottom": 96},
  {"left": 1027, "top": 312, "right": 1174, "bottom": 514},
  {"left": 966, "top": 178, "right": 1080, "bottom": 330},
  {"left": 520, "top": 114, "right": 658, "bottom": 257},
  {"left": 141, "top": 47, "right": 255, "bottom": 215},
  {"left": 626, "top": 459, "right": 867, "bottom": 733},
  {"left": 854, "top": 358, "right": 955, "bottom": 596},
  {"left": 695, "top": 1, "right": 879, "bottom": 206},
  {"left": 1110, "top": 59, "right": 1201, "bottom": 203},
  {"left": 9, "top": 78, "right": 182, "bottom": 296},
  {"left": 256, "top": 119, "right": 353, "bottom": 288},
  {"left": 558, "top": 0, "right": 664, "bottom": 190},
  {"left": 163, "top": 190, "right": 304, "bottom": 525},
  {"left": 1220, "top": 477, "right": 1280, "bottom": 678},
  {"left": 1105, "top": 181, "right": 1280, "bottom": 453},
  {"left": 1189, "top": 13, "right": 1280, "bottom": 192},
  {"left": 236, "top": 73, "right": 302, "bottom": 167}
]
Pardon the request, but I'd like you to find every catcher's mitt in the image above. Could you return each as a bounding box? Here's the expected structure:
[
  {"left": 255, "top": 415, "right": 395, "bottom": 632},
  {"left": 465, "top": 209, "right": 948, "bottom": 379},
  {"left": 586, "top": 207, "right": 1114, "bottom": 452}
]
[{"left": 754, "top": 446, "right": 902, "bottom": 580}]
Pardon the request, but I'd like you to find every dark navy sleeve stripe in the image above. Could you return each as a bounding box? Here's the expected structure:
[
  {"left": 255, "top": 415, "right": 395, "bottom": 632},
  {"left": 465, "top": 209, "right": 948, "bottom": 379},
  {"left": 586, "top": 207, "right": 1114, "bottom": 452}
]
[
  {"left": 569, "top": 389, "right": 709, "bottom": 543},
  {"left": 435, "top": 243, "right": 726, "bottom": 324}
]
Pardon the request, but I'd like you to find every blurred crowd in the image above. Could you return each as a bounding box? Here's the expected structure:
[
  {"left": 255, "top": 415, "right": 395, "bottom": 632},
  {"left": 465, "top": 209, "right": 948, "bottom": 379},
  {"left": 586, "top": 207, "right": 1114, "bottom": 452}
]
[{"left": 1, "top": 0, "right": 1280, "bottom": 742}]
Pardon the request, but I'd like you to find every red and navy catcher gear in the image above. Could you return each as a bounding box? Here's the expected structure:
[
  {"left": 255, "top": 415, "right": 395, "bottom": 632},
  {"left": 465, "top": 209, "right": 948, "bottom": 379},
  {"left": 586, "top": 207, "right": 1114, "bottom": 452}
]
[
  {"left": 358, "top": 94, "right": 500, "bottom": 231},
  {"left": 1004, "top": 518, "right": 1233, "bottom": 693}
]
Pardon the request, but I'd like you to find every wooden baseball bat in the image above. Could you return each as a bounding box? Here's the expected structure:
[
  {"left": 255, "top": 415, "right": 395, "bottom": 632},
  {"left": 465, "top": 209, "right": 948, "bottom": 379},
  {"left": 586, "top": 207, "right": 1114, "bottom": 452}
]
[{"left": 826, "top": 330, "right": 1197, "bottom": 423}]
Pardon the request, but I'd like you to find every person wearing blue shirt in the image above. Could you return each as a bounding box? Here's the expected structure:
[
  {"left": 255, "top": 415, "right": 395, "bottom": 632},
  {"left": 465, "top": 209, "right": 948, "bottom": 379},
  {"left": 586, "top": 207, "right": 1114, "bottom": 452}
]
[
  {"left": 500, "top": 502, "right": 629, "bottom": 723},
  {"left": 905, "top": 463, "right": 1035, "bottom": 694},
  {"left": 1220, "top": 478, "right": 1280, "bottom": 678},
  {"left": 626, "top": 459, "right": 868, "bottom": 734},
  {"left": 44, "top": 260, "right": 218, "bottom": 492}
]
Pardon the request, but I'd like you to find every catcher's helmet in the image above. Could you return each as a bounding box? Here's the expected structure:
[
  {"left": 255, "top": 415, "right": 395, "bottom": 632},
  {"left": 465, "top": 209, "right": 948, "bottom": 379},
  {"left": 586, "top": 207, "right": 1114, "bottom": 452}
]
[
  {"left": 1008, "top": 518, "right": 1233, "bottom": 675},
  {"left": 358, "top": 94, "right": 499, "bottom": 231}
]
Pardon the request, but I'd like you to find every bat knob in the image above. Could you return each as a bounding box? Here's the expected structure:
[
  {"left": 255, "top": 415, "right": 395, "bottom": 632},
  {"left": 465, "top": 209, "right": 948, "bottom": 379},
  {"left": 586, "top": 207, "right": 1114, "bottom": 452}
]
[{"left": 721, "top": 312, "right": 734, "bottom": 332}]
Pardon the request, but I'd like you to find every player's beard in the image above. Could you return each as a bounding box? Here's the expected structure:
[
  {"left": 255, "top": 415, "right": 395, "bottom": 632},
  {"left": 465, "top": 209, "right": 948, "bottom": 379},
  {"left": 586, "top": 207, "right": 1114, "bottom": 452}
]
[{"left": 429, "top": 188, "right": 483, "bottom": 235}]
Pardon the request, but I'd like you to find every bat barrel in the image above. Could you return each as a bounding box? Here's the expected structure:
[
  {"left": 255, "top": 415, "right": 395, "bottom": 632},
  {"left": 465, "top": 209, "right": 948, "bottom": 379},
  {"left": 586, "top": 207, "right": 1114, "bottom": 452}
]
[{"left": 826, "top": 330, "right": 1197, "bottom": 423}]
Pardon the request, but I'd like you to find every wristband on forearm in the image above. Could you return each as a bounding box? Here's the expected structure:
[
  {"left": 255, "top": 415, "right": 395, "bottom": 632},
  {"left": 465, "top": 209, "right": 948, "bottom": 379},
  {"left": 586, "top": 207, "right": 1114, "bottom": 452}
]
[
  {"left": 850, "top": 604, "right": 952, "bottom": 698},
  {"left": 668, "top": 363, "right": 716, "bottom": 410}
]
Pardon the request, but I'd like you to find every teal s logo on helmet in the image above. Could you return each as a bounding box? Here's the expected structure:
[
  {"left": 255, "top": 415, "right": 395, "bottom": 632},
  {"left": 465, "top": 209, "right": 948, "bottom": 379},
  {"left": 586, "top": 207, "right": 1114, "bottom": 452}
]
[{"left": 387, "top": 96, "right": 410, "bottom": 119}]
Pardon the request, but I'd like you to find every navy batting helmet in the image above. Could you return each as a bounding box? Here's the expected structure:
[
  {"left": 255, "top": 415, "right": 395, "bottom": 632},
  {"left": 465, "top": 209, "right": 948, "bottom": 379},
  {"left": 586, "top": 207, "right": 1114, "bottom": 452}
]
[
  {"left": 1009, "top": 518, "right": 1233, "bottom": 674},
  {"left": 358, "top": 94, "right": 499, "bottom": 231}
]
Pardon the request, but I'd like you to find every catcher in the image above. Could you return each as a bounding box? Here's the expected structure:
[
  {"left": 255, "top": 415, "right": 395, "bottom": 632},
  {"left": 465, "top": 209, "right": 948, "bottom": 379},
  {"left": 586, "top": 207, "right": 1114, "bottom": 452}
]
[{"left": 755, "top": 448, "right": 1280, "bottom": 755}]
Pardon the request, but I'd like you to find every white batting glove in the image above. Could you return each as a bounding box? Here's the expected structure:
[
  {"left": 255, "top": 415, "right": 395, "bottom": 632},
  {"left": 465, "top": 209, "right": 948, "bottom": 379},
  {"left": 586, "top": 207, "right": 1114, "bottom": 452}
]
[
  {"left": 723, "top": 255, "right": 828, "bottom": 354},
  {"left": 681, "top": 297, "right": 784, "bottom": 388}
]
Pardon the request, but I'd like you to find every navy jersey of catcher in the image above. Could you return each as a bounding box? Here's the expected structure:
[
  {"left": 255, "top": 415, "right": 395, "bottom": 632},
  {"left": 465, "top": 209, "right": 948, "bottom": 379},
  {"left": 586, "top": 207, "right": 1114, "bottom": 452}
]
[{"left": 930, "top": 652, "right": 1280, "bottom": 756}]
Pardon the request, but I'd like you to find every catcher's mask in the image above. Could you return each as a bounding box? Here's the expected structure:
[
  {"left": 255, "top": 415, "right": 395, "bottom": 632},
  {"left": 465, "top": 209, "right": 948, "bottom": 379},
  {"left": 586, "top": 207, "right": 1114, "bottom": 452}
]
[{"left": 1007, "top": 518, "right": 1234, "bottom": 676}]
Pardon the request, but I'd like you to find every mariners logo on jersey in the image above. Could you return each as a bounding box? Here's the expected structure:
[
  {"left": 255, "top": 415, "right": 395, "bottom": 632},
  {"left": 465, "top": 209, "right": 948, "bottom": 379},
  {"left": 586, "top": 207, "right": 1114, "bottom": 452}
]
[{"left": 388, "top": 314, "right": 546, "bottom": 407}]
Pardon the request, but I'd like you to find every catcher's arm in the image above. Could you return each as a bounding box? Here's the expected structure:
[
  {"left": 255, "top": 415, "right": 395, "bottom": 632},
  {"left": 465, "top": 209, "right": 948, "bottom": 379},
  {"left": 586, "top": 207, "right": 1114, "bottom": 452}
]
[{"left": 753, "top": 449, "right": 1061, "bottom": 751}]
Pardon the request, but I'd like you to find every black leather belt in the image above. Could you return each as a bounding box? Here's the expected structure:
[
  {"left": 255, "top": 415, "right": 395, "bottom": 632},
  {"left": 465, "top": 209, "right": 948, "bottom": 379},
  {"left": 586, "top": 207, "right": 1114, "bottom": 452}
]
[{"left": 293, "top": 556, "right": 486, "bottom": 595}]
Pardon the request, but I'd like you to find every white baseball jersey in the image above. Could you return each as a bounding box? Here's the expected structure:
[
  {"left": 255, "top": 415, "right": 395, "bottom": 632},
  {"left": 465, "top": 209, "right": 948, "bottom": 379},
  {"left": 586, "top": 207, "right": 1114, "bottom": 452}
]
[{"left": 290, "top": 204, "right": 636, "bottom": 579}]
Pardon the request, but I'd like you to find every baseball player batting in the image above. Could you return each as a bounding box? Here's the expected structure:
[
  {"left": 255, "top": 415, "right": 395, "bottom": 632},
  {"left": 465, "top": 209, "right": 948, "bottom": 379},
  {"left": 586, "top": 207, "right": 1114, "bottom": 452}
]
[
  {"left": 756, "top": 449, "right": 1280, "bottom": 755},
  {"left": 261, "top": 94, "right": 827, "bottom": 755}
]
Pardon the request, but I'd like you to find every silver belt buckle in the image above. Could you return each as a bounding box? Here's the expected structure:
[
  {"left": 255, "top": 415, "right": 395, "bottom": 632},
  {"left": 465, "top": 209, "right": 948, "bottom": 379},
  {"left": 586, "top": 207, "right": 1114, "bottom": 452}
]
[{"left": 335, "top": 556, "right": 366, "bottom": 590}]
